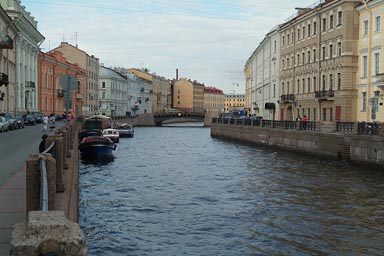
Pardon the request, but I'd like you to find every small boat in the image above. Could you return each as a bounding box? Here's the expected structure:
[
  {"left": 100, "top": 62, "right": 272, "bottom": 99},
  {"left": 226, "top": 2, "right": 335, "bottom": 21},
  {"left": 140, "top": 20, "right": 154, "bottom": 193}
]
[
  {"left": 79, "top": 129, "right": 103, "bottom": 142},
  {"left": 117, "top": 123, "right": 134, "bottom": 138},
  {"left": 78, "top": 136, "right": 116, "bottom": 160},
  {"left": 103, "top": 128, "right": 120, "bottom": 143}
]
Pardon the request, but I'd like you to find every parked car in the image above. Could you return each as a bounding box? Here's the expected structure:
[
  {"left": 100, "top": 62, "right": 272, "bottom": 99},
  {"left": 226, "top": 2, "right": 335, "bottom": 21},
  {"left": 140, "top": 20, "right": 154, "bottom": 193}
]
[
  {"left": 0, "top": 116, "right": 9, "bottom": 132},
  {"left": 4, "top": 113, "right": 18, "bottom": 130},
  {"left": 14, "top": 115, "right": 24, "bottom": 129},
  {"left": 32, "top": 112, "right": 43, "bottom": 123},
  {"left": 23, "top": 114, "right": 36, "bottom": 125}
]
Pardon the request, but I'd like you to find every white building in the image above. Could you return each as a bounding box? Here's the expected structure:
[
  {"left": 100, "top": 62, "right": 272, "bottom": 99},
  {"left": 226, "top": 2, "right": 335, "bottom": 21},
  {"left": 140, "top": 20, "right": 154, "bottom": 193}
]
[
  {"left": 245, "top": 27, "right": 280, "bottom": 120},
  {"left": 0, "top": 0, "right": 44, "bottom": 114},
  {"left": 99, "top": 65, "right": 128, "bottom": 117}
]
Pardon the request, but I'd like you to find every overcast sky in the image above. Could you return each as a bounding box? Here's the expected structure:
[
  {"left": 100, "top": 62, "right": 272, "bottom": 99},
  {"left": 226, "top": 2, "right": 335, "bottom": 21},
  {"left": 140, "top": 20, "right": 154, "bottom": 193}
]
[{"left": 23, "top": 0, "right": 316, "bottom": 94}]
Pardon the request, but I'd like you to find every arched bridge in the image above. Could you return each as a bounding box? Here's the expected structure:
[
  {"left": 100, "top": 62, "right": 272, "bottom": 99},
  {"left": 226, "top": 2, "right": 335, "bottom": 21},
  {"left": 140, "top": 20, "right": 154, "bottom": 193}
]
[{"left": 154, "top": 112, "right": 205, "bottom": 126}]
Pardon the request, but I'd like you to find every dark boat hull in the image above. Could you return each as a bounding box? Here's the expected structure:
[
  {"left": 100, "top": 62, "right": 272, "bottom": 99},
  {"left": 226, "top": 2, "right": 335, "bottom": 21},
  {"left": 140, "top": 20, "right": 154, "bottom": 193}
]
[{"left": 79, "top": 136, "right": 116, "bottom": 160}]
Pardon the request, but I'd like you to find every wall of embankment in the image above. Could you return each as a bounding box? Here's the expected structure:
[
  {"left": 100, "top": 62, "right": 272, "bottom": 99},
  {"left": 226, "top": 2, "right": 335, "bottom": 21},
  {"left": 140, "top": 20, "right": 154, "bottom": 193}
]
[{"left": 210, "top": 123, "right": 384, "bottom": 166}]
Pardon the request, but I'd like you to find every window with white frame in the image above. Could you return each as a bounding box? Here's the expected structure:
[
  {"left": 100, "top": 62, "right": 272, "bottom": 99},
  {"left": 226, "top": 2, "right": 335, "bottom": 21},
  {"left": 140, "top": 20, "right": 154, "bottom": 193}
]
[
  {"left": 338, "top": 11, "right": 342, "bottom": 26},
  {"left": 375, "top": 16, "right": 381, "bottom": 32},
  {"left": 330, "top": 15, "right": 334, "bottom": 29},
  {"left": 363, "top": 20, "right": 369, "bottom": 35},
  {"left": 374, "top": 52, "right": 380, "bottom": 75},
  {"left": 362, "top": 55, "right": 368, "bottom": 77}
]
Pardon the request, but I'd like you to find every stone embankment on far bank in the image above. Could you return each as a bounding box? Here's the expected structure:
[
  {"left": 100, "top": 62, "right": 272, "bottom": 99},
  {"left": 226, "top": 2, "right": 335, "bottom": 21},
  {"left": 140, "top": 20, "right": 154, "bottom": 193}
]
[{"left": 210, "top": 118, "right": 384, "bottom": 167}]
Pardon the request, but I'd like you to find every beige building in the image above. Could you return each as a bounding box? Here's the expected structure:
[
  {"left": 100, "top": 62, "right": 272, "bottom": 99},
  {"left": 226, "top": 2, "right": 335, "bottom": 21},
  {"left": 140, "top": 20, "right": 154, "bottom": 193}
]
[
  {"left": 173, "top": 78, "right": 204, "bottom": 112},
  {"left": 224, "top": 94, "right": 246, "bottom": 113},
  {"left": 204, "top": 87, "right": 224, "bottom": 115},
  {"left": 356, "top": 0, "right": 384, "bottom": 122},
  {"left": 152, "top": 75, "right": 171, "bottom": 112},
  {"left": 279, "top": 0, "right": 360, "bottom": 122},
  {"left": 50, "top": 42, "right": 99, "bottom": 115}
]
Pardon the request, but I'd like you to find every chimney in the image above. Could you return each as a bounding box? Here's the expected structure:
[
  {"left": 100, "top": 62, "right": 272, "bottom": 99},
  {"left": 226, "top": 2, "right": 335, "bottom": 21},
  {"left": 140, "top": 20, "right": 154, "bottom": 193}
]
[{"left": 176, "top": 68, "right": 179, "bottom": 81}]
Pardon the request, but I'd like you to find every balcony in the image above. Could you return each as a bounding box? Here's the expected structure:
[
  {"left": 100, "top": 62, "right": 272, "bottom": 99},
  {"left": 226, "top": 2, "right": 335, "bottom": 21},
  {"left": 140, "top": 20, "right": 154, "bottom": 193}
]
[
  {"left": 315, "top": 90, "right": 334, "bottom": 99},
  {"left": 0, "top": 73, "right": 8, "bottom": 87},
  {"left": 0, "top": 35, "right": 13, "bottom": 49},
  {"left": 56, "top": 89, "right": 65, "bottom": 97},
  {"left": 280, "top": 94, "right": 295, "bottom": 103},
  {"left": 375, "top": 73, "right": 384, "bottom": 89},
  {"left": 25, "top": 81, "right": 35, "bottom": 89}
]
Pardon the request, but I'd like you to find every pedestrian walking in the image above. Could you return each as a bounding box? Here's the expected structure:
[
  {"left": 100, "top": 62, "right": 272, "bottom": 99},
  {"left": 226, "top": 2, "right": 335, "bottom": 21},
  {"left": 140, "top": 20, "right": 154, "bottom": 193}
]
[
  {"left": 49, "top": 114, "right": 55, "bottom": 131},
  {"left": 42, "top": 115, "right": 48, "bottom": 131},
  {"left": 67, "top": 111, "right": 73, "bottom": 122}
]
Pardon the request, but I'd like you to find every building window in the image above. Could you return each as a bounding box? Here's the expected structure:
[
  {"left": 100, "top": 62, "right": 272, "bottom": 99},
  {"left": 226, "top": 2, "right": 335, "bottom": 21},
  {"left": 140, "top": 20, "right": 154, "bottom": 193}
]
[
  {"left": 338, "top": 42, "right": 342, "bottom": 57},
  {"left": 337, "top": 73, "right": 341, "bottom": 90},
  {"left": 302, "top": 79, "right": 305, "bottom": 93},
  {"left": 362, "top": 92, "right": 367, "bottom": 112},
  {"left": 338, "top": 11, "right": 342, "bottom": 26},
  {"left": 329, "top": 45, "right": 333, "bottom": 59},
  {"left": 102, "top": 92, "right": 105, "bottom": 99},
  {"left": 303, "top": 27, "right": 306, "bottom": 38},
  {"left": 282, "top": 59, "right": 285, "bottom": 69},
  {"left": 330, "top": 15, "right": 334, "bottom": 29},
  {"left": 282, "top": 36, "right": 285, "bottom": 47},
  {"left": 322, "top": 46, "right": 326, "bottom": 60},
  {"left": 297, "top": 29, "right": 300, "bottom": 41},
  {"left": 375, "top": 16, "right": 381, "bottom": 32},
  {"left": 307, "top": 50, "right": 311, "bottom": 63},
  {"left": 375, "top": 53, "right": 380, "bottom": 75},
  {"left": 313, "top": 76, "right": 317, "bottom": 91},
  {"left": 102, "top": 82, "right": 106, "bottom": 88},
  {"left": 362, "top": 55, "right": 368, "bottom": 77},
  {"left": 322, "top": 18, "right": 326, "bottom": 32},
  {"left": 313, "top": 49, "right": 317, "bottom": 62},
  {"left": 302, "top": 52, "right": 305, "bottom": 64},
  {"left": 329, "top": 74, "right": 333, "bottom": 90},
  {"left": 308, "top": 77, "right": 311, "bottom": 92},
  {"left": 297, "top": 79, "right": 300, "bottom": 94},
  {"left": 274, "top": 40, "right": 276, "bottom": 53},
  {"left": 273, "top": 84, "right": 276, "bottom": 98},
  {"left": 287, "top": 34, "right": 290, "bottom": 44},
  {"left": 313, "top": 21, "right": 317, "bottom": 34},
  {"left": 363, "top": 20, "right": 369, "bottom": 36},
  {"left": 322, "top": 75, "right": 326, "bottom": 90}
]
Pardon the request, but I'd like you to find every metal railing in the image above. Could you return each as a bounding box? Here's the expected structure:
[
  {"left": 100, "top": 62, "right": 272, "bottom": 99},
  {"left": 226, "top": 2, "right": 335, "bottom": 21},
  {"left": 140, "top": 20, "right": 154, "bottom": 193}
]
[{"left": 38, "top": 141, "right": 56, "bottom": 211}]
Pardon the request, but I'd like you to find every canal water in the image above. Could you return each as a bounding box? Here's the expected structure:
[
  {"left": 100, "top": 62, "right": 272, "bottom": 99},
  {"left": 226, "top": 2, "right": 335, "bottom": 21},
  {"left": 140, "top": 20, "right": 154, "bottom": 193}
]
[{"left": 79, "top": 126, "right": 384, "bottom": 256}]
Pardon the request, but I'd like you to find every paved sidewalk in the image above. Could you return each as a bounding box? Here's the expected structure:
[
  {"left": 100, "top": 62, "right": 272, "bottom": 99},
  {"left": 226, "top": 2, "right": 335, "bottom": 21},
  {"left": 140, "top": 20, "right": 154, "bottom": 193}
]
[{"left": 0, "top": 165, "right": 26, "bottom": 255}]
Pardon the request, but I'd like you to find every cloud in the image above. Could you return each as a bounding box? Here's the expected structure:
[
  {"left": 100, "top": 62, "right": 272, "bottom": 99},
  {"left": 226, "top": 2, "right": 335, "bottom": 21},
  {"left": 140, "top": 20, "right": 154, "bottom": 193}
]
[{"left": 24, "top": 0, "right": 316, "bottom": 93}]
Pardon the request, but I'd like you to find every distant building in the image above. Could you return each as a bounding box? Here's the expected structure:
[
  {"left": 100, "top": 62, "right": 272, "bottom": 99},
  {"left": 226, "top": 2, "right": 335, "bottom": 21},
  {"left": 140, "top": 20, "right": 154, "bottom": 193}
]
[
  {"left": 0, "top": 0, "right": 44, "bottom": 114},
  {"left": 38, "top": 51, "right": 86, "bottom": 116},
  {"left": 173, "top": 78, "right": 204, "bottom": 112},
  {"left": 126, "top": 68, "right": 152, "bottom": 114},
  {"left": 245, "top": 26, "right": 280, "bottom": 120},
  {"left": 49, "top": 42, "right": 99, "bottom": 115},
  {"left": 204, "top": 87, "right": 224, "bottom": 115},
  {"left": 224, "top": 93, "right": 246, "bottom": 113},
  {"left": 0, "top": 5, "right": 17, "bottom": 113},
  {"left": 99, "top": 65, "right": 128, "bottom": 117}
]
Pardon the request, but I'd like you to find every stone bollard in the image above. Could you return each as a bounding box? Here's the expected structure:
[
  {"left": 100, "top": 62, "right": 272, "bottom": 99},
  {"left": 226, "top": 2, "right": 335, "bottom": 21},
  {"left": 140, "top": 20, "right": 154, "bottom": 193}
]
[
  {"left": 46, "top": 135, "right": 65, "bottom": 193},
  {"left": 26, "top": 154, "right": 56, "bottom": 213},
  {"left": 11, "top": 211, "right": 86, "bottom": 256}
]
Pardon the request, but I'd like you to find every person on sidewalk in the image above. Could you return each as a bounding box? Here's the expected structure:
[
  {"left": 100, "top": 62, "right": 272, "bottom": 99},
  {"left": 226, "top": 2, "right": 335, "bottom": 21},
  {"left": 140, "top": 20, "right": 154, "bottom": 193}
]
[
  {"left": 42, "top": 115, "right": 48, "bottom": 131},
  {"left": 49, "top": 114, "right": 56, "bottom": 132},
  {"left": 39, "top": 134, "right": 48, "bottom": 153},
  {"left": 67, "top": 111, "right": 73, "bottom": 122}
]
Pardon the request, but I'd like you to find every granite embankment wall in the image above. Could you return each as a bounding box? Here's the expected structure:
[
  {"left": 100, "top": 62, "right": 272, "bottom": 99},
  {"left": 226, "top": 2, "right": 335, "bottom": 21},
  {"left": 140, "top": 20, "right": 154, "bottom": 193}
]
[
  {"left": 211, "top": 123, "right": 384, "bottom": 166},
  {"left": 11, "top": 119, "right": 86, "bottom": 255}
]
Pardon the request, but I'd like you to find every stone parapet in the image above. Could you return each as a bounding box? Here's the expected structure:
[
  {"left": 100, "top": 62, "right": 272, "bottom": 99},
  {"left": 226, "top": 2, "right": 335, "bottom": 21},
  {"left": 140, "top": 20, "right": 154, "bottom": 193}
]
[{"left": 11, "top": 211, "right": 86, "bottom": 256}]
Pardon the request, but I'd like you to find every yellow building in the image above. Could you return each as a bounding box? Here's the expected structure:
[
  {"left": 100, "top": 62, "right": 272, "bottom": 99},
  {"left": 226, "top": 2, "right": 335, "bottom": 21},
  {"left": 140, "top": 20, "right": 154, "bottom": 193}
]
[
  {"left": 224, "top": 94, "right": 246, "bottom": 113},
  {"left": 357, "top": 0, "right": 384, "bottom": 122},
  {"left": 173, "top": 78, "right": 204, "bottom": 112},
  {"left": 204, "top": 87, "right": 224, "bottom": 115}
]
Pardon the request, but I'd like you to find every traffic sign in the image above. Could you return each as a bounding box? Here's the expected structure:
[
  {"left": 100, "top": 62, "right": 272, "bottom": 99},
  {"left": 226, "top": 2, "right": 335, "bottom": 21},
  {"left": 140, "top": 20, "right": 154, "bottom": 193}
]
[{"left": 60, "top": 75, "right": 77, "bottom": 91}]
